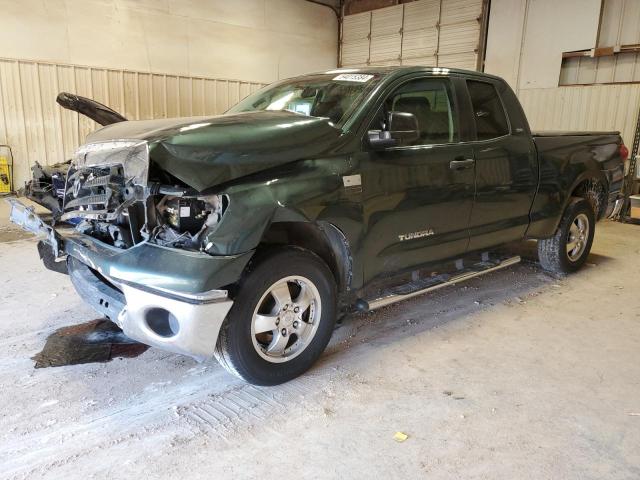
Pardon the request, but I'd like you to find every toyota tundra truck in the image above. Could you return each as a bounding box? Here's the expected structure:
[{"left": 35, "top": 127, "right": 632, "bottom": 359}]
[{"left": 8, "top": 66, "right": 627, "bottom": 385}]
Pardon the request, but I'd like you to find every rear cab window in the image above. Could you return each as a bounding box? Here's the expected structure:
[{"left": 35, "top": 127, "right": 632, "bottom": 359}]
[{"left": 466, "top": 80, "right": 510, "bottom": 141}]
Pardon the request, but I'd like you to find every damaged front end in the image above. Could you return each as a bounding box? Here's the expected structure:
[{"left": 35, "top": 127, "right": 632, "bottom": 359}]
[
  {"left": 9, "top": 140, "right": 254, "bottom": 359},
  {"left": 23, "top": 161, "right": 69, "bottom": 215},
  {"left": 62, "top": 140, "right": 228, "bottom": 254},
  {"left": 23, "top": 92, "right": 127, "bottom": 215}
]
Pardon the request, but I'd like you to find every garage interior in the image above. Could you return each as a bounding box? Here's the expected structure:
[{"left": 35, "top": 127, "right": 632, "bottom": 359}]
[{"left": 0, "top": 0, "right": 639, "bottom": 478}]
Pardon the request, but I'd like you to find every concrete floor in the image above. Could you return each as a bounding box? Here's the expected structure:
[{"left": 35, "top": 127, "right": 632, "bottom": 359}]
[{"left": 0, "top": 203, "right": 639, "bottom": 479}]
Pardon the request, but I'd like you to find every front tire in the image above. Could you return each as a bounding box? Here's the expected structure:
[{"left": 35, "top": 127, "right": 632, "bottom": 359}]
[
  {"left": 214, "top": 247, "right": 337, "bottom": 385},
  {"left": 537, "top": 197, "right": 595, "bottom": 274}
]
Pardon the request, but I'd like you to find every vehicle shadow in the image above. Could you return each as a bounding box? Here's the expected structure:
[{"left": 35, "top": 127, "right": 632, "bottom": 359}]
[
  {"left": 500, "top": 239, "right": 613, "bottom": 267},
  {"left": 315, "top": 243, "right": 579, "bottom": 369}
]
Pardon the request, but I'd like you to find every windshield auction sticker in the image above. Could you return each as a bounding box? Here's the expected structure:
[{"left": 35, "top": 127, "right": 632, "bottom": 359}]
[{"left": 332, "top": 73, "right": 374, "bottom": 82}]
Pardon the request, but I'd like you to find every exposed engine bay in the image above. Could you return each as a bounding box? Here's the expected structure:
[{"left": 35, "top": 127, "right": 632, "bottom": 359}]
[
  {"left": 61, "top": 141, "right": 227, "bottom": 253},
  {"left": 72, "top": 193, "right": 226, "bottom": 252}
]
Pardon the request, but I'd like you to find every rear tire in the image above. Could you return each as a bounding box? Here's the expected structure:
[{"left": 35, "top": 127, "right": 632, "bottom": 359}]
[
  {"left": 537, "top": 198, "right": 595, "bottom": 274},
  {"left": 214, "top": 247, "right": 337, "bottom": 386}
]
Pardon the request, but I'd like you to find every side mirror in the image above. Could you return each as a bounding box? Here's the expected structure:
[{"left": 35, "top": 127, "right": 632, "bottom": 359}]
[
  {"left": 388, "top": 111, "right": 420, "bottom": 143},
  {"left": 368, "top": 111, "right": 420, "bottom": 149},
  {"left": 368, "top": 130, "right": 397, "bottom": 149}
]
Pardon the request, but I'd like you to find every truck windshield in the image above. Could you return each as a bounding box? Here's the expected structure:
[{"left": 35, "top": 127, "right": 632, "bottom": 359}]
[{"left": 227, "top": 72, "right": 382, "bottom": 125}]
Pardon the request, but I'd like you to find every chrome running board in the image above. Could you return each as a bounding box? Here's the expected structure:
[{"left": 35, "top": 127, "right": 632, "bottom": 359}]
[{"left": 361, "top": 255, "right": 521, "bottom": 311}]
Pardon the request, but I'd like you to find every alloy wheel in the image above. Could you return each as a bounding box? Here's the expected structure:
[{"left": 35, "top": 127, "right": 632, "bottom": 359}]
[
  {"left": 250, "top": 275, "right": 322, "bottom": 363},
  {"left": 566, "top": 213, "right": 589, "bottom": 261}
]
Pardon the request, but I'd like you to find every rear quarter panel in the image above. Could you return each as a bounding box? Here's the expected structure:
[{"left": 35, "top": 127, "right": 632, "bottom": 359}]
[{"left": 526, "top": 133, "right": 623, "bottom": 238}]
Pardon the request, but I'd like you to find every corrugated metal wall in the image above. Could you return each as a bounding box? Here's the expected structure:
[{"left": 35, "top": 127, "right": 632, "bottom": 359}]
[
  {"left": 598, "top": 0, "right": 640, "bottom": 47},
  {"left": 340, "top": 0, "right": 484, "bottom": 70},
  {"left": 0, "top": 58, "right": 266, "bottom": 189},
  {"left": 559, "top": 0, "right": 640, "bottom": 86},
  {"left": 518, "top": 84, "right": 640, "bottom": 147}
]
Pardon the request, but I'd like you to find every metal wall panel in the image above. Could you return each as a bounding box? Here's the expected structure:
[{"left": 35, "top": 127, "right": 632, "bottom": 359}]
[
  {"left": 559, "top": 57, "right": 580, "bottom": 85},
  {"left": 341, "top": 39, "right": 371, "bottom": 66},
  {"left": 0, "top": 58, "right": 265, "bottom": 189},
  {"left": 402, "top": 55, "right": 438, "bottom": 67},
  {"left": 401, "top": 0, "right": 440, "bottom": 64},
  {"left": 370, "top": 4, "right": 403, "bottom": 63},
  {"left": 342, "top": 11, "right": 372, "bottom": 41},
  {"left": 370, "top": 34, "right": 402, "bottom": 62},
  {"left": 371, "top": 4, "right": 403, "bottom": 37},
  {"left": 374, "top": 59, "right": 403, "bottom": 66},
  {"left": 440, "top": 0, "right": 483, "bottom": 24},
  {"left": 438, "top": 22, "right": 480, "bottom": 55},
  {"left": 614, "top": 53, "right": 640, "bottom": 82},
  {"left": 438, "top": 0, "right": 481, "bottom": 67},
  {"left": 342, "top": 0, "right": 483, "bottom": 69},
  {"left": 576, "top": 57, "right": 598, "bottom": 85},
  {"left": 595, "top": 56, "right": 616, "bottom": 84},
  {"left": 438, "top": 52, "right": 478, "bottom": 70},
  {"left": 518, "top": 84, "right": 640, "bottom": 148},
  {"left": 598, "top": 0, "right": 640, "bottom": 47},
  {"left": 619, "top": 0, "right": 640, "bottom": 45},
  {"left": 403, "top": 0, "right": 440, "bottom": 31},
  {"left": 562, "top": 0, "right": 640, "bottom": 88},
  {"left": 402, "top": 29, "right": 439, "bottom": 59},
  {"left": 560, "top": 52, "right": 640, "bottom": 86}
]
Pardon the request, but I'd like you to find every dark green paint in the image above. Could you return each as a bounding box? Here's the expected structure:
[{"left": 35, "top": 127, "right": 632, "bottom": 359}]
[
  {"left": 63, "top": 231, "right": 253, "bottom": 293},
  {"left": 76, "top": 67, "right": 624, "bottom": 297}
]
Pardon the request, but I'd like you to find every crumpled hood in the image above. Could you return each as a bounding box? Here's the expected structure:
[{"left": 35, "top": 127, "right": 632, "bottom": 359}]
[{"left": 86, "top": 111, "right": 344, "bottom": 191}]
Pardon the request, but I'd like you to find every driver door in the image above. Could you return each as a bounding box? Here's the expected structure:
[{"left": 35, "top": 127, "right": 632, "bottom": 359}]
[{"left": 360, "top": 76, "right": 475, "bottom": 283}]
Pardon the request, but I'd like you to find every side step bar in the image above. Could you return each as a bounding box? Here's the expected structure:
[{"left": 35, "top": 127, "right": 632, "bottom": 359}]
[{"left": 359, "top": 255, "right": 521, "bottom": 312}]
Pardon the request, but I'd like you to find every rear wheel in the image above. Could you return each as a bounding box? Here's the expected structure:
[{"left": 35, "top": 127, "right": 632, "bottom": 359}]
[
  {"left": 537, "top": 198, "right": 595, "bottom": 274},
  {"left": 214, "top": 248, "right": 337, "bottom": 385}
]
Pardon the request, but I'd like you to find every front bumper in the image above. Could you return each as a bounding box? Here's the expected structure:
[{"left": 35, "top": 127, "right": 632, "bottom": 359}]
[
  {"left": 8, "top": 198, "right": 252, "bottom": 360},
  {"left": 117, "top": 283, "right": 233, "bottom": 359}
]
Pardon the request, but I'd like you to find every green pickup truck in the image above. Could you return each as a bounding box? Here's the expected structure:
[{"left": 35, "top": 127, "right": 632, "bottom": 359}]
[{"left": 9, "top": 66, "right": 627, "bottom": 385}]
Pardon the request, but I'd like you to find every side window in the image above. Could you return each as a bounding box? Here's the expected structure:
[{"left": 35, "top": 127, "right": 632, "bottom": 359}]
[
  {"left": 467, "top": 80, "right": 509, "bottom": 140},
  {"left": 385, "top": 78, "right": 458, "bottom": 146}
]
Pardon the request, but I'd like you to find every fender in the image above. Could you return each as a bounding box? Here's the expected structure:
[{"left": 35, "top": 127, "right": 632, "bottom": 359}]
[
  {"left": 317, "top": 221, "right": 354, "bottom": 296},
  {"left": 563, "top": 170, "right": 608, "bottom": 213},
  {"left": 527, "top": 152, "right": 612, "bottom": 240},
  {"left": 199, "top": 155, "right": 361, "bottom": 256}
]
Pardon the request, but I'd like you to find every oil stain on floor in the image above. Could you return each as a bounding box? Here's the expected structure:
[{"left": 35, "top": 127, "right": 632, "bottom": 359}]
[{"left": 32, "top": 319, "right": 149, "bottom": 368}]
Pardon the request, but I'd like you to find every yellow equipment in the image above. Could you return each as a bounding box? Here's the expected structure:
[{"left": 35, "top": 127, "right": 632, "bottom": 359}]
[{"left": 0, "top": 146, "right": 13, "bottom": 193}]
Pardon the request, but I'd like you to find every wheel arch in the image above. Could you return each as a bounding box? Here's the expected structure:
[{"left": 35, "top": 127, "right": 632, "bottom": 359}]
[
  {"left": 255, "top": 219, "right": 354, "bottom": 300},
  {"left": 567, "top": 171, "right": 609, "bottom": 220}
]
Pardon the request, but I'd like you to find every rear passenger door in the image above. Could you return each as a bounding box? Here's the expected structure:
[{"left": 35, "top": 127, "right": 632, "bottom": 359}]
[{"left": 464, "top": 79, "right": 538, "bottom": 251}]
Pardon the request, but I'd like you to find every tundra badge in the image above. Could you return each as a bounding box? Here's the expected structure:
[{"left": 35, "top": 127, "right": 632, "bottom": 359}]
[{"left": 398, "top": 229, "right": 435, "bottom": 241}]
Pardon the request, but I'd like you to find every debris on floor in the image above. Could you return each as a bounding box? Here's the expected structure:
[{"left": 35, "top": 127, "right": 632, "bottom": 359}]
[
  {"left": 393, "top": 431, "right": 409, "bottom": 442},
  {"left": 32, "top": 319, "right": 149, "bottom": 368}
]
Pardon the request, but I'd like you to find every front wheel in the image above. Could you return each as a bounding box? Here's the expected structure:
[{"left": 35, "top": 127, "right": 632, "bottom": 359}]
[
  {"left": 214, "top": 247, "right": 337, "bottom": 385},
  {"left": 537, "top": 197, "right": 595, "bottom": 274}
]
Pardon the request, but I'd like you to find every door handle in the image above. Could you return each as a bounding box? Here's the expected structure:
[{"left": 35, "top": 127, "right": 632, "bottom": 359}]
[{"left": 449, "top": 159, "right": 475, "bottom": 170}]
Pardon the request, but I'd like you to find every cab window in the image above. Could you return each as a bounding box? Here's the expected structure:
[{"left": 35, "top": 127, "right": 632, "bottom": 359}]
[
  {"left": 466, "top": 80, "right": 510, "bottom": 140},
  {"left": 385, "top": 78, "right": 459, "bottom": 146}
]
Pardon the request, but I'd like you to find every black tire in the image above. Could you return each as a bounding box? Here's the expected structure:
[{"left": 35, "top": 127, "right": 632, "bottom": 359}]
[
  {"left": 537, "top": 197, "right": 595, "bottom": 274},
  {"left": 214, "top": 247, "right": 337, "bottom": 386}
]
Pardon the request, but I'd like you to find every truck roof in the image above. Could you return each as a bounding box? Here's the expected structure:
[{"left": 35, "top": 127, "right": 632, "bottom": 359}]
[{"left": 315, "top": 65, "right": 504, "bottom": 82}]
